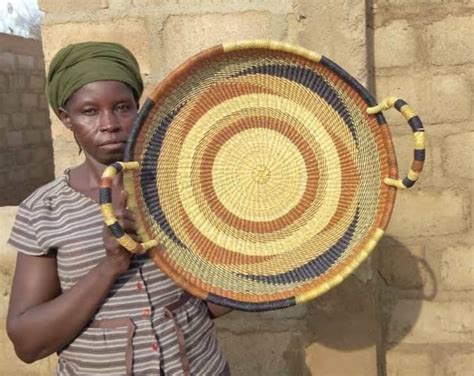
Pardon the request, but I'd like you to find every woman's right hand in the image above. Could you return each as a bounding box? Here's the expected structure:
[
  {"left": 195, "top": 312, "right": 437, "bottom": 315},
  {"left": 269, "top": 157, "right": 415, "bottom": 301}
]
[{"left": 101, "top": 191, "right": 136, "bottom": 278}]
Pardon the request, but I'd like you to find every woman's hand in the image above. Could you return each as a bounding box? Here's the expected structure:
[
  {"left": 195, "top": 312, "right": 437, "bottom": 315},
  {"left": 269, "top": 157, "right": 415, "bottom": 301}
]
[{"left": 101, "top": 191, "right": 136, "bottom": 278}]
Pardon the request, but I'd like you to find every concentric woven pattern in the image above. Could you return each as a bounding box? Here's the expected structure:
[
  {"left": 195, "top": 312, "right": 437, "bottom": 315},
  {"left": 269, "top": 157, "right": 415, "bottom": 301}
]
[{"left": 124, "top": 40, "right": 397, "bottom": 311}]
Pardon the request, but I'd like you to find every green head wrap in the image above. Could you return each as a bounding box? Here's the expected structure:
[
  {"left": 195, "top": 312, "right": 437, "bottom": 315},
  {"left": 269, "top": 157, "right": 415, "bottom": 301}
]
[{"left": 47, "top": 41, "right": 144, "bottom": 117}]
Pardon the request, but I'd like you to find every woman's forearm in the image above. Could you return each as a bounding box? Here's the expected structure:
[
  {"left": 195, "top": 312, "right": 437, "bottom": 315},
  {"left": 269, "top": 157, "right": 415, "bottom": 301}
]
[{"left": 7, "top": 257, "right": 121, "bottom": 363}]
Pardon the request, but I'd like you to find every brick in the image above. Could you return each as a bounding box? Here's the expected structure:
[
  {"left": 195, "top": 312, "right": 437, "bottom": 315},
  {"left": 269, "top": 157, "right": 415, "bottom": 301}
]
[
  {"left": 26, "top": 129, "right": 43, "bottom": 144},
  {"left": 0, "top": 73, "right": 7, "bottom": 91},
  {"left": 379, "top": 244, "right": 427, "bottom": 289},
  {"left": 14, "top": 150, "right": 33, "bottom": 166},
  {"left": 0, "top": 114, "right": 8, "bottom": 129},
  {"left": 388, "top": 300, "right": 473, "bottom": 344},
  {"left": 429, "top": 74, "right": 471, "bottom": 124},
  {"left": 375, "top": 73, "right": 471, "bottom": 125},
  {"left": 427, "top": 15, "right": 474, "bottom": 66},
  {"left": 35, "top": 55, "right": 46, "bottom": 71},
  {"left": 38, "top": 0, "right": 108, "bottom": 12},
  {"left": 38, "top": 93, "right": 49, "bottom": 109},
  {"left": 30, "top": 163, "right": 54, "bottom": 181},
  {"left": 0, "top": 151, "right": 15, "bottom": 165},
  {"left": 374, "top": 20, "right": 418, "bottom": 68},
  {"left": 442, "top": 352, "right": 474, "bottom": 376},
  {"left": 386, "top": 350, "right": 433, "bottom": 376},
  {"left": 30, "top": 110, "right": 51, "bottom": 128},
  {"left": 42, "top": 129, "right": 53, "bottom": 142},
  {"left": 21, "top": 93, "right": 38, "bottom": 108},
  {"left": 8, "top": 74, "right": 28, "bottom": 90},
  {"left": 442, "top": 132, "right": 474, "bottom": 180},
  {"left": 42, "top": 19, "right": 150, "bottom": 75},
  {"left": 0, "top": 52, "right": 15, "bottom": 73},
  {"left": 34, "top": 146, "right": 54, "bottom": 161},
  {"left": 0, "top": 93, "right": 20, "bottom": 112},
  {"left": 11, "top": 113, "right": 28, "bottom": 128},
  {"left": 162, "top": 12, "right": 277, "bottom": 76},
  {"left": 8, "top": 169, "right": 27, "bottom": 185},
  {"left": 16, "top": 54, "right": 35, "bottom": 71},
  {"left": 29, "top": 74, "right": 46, "bottom": 91},
  {"left": 441, "top": 245, "right": 474, "bottom": 290},
  {"left": 387, "top": 188, "right": 470, "bottom": 237},
  {"left": 6, "top": 131, "right": 24, "bottom": 147}
]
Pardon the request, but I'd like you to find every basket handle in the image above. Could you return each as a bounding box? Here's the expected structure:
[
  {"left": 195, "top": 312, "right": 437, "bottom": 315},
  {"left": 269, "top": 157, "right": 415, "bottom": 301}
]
[
  {"left": 99, "top": 161, "right": 158, "bottom": 254},
  {"left": 367, "top": 97, "right": 425, "bottom": 189}
]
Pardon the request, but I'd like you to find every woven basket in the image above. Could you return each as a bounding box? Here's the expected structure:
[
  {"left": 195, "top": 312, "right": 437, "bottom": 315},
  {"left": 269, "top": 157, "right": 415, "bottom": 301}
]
[{"left": 100, "top": 40, "right": 425, "bottom": 311}]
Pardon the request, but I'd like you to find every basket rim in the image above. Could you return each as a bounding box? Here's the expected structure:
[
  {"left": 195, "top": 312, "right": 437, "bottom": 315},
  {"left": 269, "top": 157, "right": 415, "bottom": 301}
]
[{"left": 123, "top": 39, "right": 398, "bottom": 311}]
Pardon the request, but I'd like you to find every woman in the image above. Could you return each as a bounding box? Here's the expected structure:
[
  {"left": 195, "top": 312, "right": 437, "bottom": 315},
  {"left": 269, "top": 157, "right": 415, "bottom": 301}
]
[{"left": 7, "top": 41, "right": 230, "bottom": 375}]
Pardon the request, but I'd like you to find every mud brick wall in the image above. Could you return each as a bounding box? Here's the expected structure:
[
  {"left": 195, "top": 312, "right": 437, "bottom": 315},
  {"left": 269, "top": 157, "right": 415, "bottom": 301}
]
[{"left": 0, "top": 33, "right": 54, "bottom": 206}]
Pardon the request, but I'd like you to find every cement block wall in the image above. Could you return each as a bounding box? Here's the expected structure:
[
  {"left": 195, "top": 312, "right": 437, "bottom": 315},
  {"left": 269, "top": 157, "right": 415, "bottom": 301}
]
[
  {"left": 372, "top": 1, "right": 474, "bottom": 375},
  {"left": 0, "top": 34, "right": 54, "bottom": 206},
  {"left": 0, "top": 0, "right": 472, "bottom": 374}
]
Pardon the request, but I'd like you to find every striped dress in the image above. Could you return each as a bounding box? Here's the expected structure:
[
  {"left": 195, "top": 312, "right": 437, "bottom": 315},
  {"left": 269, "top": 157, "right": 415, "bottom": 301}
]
[{"left": 8, "top": 175, "right": 229, "bottom": 375}]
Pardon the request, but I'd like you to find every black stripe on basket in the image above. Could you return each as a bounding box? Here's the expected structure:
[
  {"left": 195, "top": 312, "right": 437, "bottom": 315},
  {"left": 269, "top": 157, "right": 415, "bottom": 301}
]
[
  {"left": 111, "top": 162, "right": 123, "bottom": 173},
  {"left": 99, "top": 187, "right": 112, "bottom": 205},
  {"left": 241, "top": 208, "right": 359, "bottom": 285},
  {"left": 408, "top": 116, "right": 424, "bottom": 132},
  {"left": 140, "top": 103, "right": 186, "bottom": 247},
  {"left": 206, "top": 293, "right": 296, "bottom": 312},
  {"left": 394, "top": 99, "right": 408, "bottom": 111},
  {"left": 125, "top": 98, "right": 155, "bottom": 162},
  {"left": 233, "top": 64, "right": 358, "bottom": 143},
  {"left": 402, "top": 177, "right": 416, "bottom": 188},
  {"left": 109, "top": 221, "right": 125, "bottom": 238},
  {"left": 414, "top": 149, "right": 425, "bottom": 161},
  {"left": 319, "top": 56, "right": 387, "bottom": 126}
]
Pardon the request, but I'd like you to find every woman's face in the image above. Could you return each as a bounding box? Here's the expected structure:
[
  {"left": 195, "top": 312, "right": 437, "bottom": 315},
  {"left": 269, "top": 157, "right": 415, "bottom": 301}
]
[{"left": 59, "top": 80, "right": 138, "bottom": 166}]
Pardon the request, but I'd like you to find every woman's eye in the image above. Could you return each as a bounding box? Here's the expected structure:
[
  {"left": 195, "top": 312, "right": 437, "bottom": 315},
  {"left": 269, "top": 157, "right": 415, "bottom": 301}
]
[
  {"left": 116, "top": 104, "right": 130, "bottom": 112},
  {"left": 82, "top": 108, "right": 97, "bottom": 115}
]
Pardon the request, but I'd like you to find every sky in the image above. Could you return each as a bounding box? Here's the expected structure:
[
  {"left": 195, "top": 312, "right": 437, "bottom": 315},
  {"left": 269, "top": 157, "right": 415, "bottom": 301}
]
[{"left": 0, "top": 0, "right": 42, "bottom": 38}]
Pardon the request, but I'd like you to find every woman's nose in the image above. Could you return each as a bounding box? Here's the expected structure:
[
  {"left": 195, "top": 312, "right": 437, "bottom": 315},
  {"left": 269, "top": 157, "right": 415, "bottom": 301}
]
[{"left": 99, "top": 110, "right": 121, "bottom": 131}]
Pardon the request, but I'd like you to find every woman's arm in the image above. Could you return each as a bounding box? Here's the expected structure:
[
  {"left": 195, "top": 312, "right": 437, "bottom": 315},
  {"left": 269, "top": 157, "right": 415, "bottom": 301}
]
[
  {"left": 6, "top": 207, "right": 135, "bottom": 363},
  {"left": 6, "top": 250, "right": 127, "bottom": 363}
]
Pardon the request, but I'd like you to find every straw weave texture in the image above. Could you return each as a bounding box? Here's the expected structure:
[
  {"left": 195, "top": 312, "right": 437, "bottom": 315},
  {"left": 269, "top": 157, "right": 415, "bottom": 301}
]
[{"left": 124, "top": 41, "right": 396, "bottom": 311}]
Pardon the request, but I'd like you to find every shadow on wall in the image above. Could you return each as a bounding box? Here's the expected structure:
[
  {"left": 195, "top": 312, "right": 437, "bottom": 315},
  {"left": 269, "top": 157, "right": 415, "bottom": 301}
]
[{"left": 299, "top": 235, "right": 437, "bottom": 375}]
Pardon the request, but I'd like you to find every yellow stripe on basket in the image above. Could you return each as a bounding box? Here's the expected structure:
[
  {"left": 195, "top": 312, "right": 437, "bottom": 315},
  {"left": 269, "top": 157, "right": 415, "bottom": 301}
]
[
  {"left": 400, "top": 104, "right": 416, "bottom": 120},
  {"left": 295, "top": 228, "right": 384, "bottom": 304},
  {"left": 102, "top": 165, "right": 118, "bottom": 179},
  {"left": 414, "top": 131, "right": 425, "bottom": 150},
  {"left": 407, "top": 169, "right": 420, "bottom": 181},
  {"left": 173, "top": 94, "right": 341, "bottom": 257},
  {"left": 223, "top": 40, "right": 322, "bottom": 63},
  {"left": 101, "top": 203, "right": 117, "bottom": 225},
  {"left": 384, "top": 177, "right": 407, "bottom": 189},
  {"left": 366, "top": 97, "right": 397, "bottom": 114},
  {"left": 122, "top": 161, "right": 140, "bottom": 171},
  {"left": 117, "top": 234, "right": 138, "bottom": 251}
]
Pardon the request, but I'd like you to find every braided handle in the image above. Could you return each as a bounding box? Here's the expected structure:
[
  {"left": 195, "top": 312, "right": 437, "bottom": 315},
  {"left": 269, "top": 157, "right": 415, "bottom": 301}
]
[
  {"left": 99, "top": 161, "right": 158, "bottom": 254},
  {"left": 367, "top": 97, "right": 425, "bottom": 189}
]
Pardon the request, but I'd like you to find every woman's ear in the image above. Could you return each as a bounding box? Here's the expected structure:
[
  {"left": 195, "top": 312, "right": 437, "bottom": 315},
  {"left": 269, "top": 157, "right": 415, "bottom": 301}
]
[{"left": 58, "top": 107, "right": 72, "bottom": 130}]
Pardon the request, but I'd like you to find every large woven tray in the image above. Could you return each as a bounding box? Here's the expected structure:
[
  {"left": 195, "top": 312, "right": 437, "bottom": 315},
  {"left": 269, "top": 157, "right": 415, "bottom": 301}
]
[{"left": 100, "top": 40, "right": 425, "bottom": 311}]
